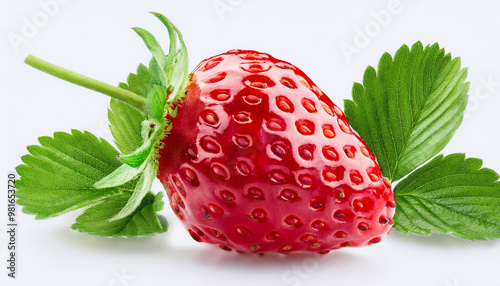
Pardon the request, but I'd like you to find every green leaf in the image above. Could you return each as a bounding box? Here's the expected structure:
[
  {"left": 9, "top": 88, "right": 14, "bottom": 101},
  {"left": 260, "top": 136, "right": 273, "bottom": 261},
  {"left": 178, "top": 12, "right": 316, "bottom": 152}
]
[
  {"left": 72, "top": 191, "right": 168, "bottom": 237},
  {"left": 393, "top": 153, "right": 500, "bottom": 240},
  {"left": 15, "top": 130, "right": 124, "bottom": 219},
  {"left": 344, "top": 42, "right": 469, "bottom": 181},
  {"left": 152, "top": 192, "right": 165, "bottom": 212},
  {"left": 109, "top": 64, "right": 150, "bottom": 155}
]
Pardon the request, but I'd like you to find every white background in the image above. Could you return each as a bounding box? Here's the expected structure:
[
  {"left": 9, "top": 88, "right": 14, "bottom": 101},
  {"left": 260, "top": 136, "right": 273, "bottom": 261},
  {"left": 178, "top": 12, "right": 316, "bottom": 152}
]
[{"left": 1, "top": 1, "right": 500, "bottom": 285}]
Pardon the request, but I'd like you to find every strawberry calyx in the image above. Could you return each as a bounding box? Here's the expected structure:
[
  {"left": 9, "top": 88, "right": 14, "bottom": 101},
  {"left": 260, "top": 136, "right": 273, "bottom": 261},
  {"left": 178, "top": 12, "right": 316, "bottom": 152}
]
[{"left": 23, "top": 12, "right": 189, "bottom": 220}]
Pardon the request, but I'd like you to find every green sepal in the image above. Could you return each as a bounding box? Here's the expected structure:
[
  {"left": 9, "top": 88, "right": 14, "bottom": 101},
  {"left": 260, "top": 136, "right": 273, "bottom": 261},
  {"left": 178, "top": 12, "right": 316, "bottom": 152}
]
[
  {"left": 101, "top": 12, "right": 189, "bottom": 221},
  {"left": 120, "top": 118, "right": 162, "bottom": 168},
  {"left": 93, "top": 163, "right": 145, "bottom": 189},
  {"left": 148, "top": 56, "right": 168, "bottom": 87},
  {"left": 110, "top": 161, "right": 158, "bottom": 221},
  {"left": 119, "top": 146, "right": 152, "bottom": 168},
  {"left": 132, "top": 27, "right": 168, "bottom": 70},
  {"left": 146, "top": 84, "right": 168, "bottom": 122},
  {"left": 151, "top": 12, "right": 189, "bottom": 103},
  {"left": 150, "top": 12, "right": 178, "bottom": 79},
  {"left": 169, "top": 23, "right": 189, "bottom": 103}
]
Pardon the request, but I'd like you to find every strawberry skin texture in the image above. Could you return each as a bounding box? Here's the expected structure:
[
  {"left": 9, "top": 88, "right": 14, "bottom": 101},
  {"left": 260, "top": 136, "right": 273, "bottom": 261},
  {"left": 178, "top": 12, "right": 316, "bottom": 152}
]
[{"left": 157, "top": 50, "right": 395, "bottom": 254}]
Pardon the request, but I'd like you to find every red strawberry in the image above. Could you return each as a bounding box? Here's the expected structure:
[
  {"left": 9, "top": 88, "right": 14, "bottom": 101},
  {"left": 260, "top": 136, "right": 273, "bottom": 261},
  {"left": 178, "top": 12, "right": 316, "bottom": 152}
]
[{"left": 157, "top": 49, "right": 395, "bottom": 254}]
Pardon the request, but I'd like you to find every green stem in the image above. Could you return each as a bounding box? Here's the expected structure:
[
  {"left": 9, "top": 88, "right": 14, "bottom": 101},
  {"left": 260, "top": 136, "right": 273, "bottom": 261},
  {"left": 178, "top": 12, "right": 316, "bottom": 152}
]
[{"left": 25, "top": 55, "right": 146, "bottom": 111}]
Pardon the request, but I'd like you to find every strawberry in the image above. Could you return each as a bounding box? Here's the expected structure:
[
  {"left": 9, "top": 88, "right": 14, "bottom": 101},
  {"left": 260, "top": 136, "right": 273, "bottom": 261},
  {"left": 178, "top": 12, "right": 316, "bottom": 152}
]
[
  {"left": 157, "top": 49, "right": 395, "bottom": 254},
  {"left": 19, "top": 13, "right": 396, "bottom": 253}
]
